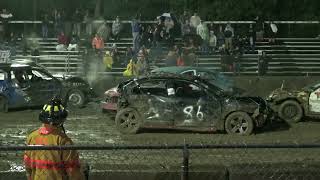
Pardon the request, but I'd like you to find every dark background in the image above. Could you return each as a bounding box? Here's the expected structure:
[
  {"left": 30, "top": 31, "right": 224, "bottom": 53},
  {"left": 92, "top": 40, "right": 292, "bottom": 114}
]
[{"left": 2, "top": 0, "right": 320, "bottom": 20}]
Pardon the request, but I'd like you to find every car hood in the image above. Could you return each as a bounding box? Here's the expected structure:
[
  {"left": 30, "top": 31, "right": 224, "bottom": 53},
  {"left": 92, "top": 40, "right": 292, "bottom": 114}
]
[
  {"left": 224, "top": 96, "right": 268, "bottom": 113},
  {"left": 266, "top": 88, "right": 309, "bottom": 102}
]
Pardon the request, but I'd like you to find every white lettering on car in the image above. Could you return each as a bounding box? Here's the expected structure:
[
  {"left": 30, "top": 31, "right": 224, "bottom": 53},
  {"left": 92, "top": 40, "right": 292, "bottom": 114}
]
[{"left": 183, "top": 105, "right": 204, "bottom": 121}]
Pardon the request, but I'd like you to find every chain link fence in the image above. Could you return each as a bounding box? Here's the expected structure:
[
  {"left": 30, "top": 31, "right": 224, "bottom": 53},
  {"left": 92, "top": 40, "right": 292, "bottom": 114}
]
[{"left": 0, "top": 144, "right": 320, "bottom": 180}]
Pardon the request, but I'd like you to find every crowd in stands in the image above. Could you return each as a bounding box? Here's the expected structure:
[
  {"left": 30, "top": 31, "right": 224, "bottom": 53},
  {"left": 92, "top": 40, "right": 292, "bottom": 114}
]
[{"left": 0, "top": 6, "right": 277, "bottom": 76}]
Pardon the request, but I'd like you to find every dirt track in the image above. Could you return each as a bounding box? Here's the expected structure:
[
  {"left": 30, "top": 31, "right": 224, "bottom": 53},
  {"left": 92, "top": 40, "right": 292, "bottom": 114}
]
[{"left": 1, "top": 102, "right": 320, "bottom": 173}]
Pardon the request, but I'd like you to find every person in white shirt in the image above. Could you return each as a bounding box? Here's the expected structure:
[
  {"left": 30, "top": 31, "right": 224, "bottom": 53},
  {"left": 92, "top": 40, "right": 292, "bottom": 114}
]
[
  {"left": 196, "top": 21, "right": 209, "bottom": 54},
  {"left": 0, "top": 8, "right": 13, "bottom": 40},
  {"left": 189, "top": 12, "right": 201, "bottom": 33}
]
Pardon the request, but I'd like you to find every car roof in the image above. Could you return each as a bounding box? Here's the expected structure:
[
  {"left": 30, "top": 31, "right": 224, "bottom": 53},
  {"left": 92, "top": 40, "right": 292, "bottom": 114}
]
[
  {"left": 151, "top": 66, "right": 217, "bottom": 74},
  {"left": 137, "top": 73, "right": 201, "bottom": 82},
  {"left": 0, "top": 59, "right": 38, "bottom": 70}
]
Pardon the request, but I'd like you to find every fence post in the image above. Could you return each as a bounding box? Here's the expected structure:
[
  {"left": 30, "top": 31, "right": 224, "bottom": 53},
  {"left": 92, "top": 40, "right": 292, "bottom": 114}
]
[{"left": 181, "top": 143, "right": 189, "bottom": 180}]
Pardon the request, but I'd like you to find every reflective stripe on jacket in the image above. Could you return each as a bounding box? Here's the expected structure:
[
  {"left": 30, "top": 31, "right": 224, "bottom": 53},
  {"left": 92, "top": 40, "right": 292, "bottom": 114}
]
[{"left": 24, "top": 124, "right": 85, "bottom": 180}]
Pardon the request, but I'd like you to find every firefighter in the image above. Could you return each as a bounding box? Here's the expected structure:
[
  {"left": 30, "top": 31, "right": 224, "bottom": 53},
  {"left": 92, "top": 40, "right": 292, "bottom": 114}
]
[{"left": 24, "top": 97, "right": 85, "bottom": 180}]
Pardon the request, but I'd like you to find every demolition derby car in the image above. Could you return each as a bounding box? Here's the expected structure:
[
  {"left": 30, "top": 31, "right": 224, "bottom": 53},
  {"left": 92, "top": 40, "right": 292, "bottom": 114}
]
[
  {"left": 151, "top": 66, "right": 235, "bottom": 92},
  {"left": 114, "top": 74, "right": 272, "bottom": 135},
  {"left": 0, "top": 60, "right": 95, "bottom": 112},
  {"left": 267, "top": 82, "right": 320, "bottom": 123},
  {"left": 101, "top": 66, "right": 242, "bottom": 112}
]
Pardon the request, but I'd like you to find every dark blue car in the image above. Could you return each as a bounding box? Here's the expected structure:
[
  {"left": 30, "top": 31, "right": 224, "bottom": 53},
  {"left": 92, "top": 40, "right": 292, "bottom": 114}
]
[{"left": 0, "top": 61, "right": 94, "bottom": 112}]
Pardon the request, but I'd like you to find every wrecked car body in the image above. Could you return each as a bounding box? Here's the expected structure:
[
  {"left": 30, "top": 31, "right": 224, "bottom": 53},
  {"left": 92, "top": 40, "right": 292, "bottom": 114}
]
[
  {"left": 267, "top": 82, "right": 320, "bottom": 123},
  {"left": 0, "top": 60, "right": 95, "bottom": 112},
  {"left": 114, "top": 74, "right": 272, "bottom": 135},
  {"left": 101, "top": 66, "right": 244, "bottom": 113}
]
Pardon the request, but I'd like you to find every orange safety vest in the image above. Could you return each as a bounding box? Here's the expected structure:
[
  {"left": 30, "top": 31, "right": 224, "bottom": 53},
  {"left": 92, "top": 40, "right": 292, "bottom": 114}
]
[{"left": 24, "top": 124, "right": 85, "bottom": 180}]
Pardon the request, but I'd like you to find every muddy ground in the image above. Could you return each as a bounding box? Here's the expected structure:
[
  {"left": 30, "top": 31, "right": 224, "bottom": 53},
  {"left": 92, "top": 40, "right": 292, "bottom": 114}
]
[{"left": 1, "top": 102, "right": 320, "bottom": 173}]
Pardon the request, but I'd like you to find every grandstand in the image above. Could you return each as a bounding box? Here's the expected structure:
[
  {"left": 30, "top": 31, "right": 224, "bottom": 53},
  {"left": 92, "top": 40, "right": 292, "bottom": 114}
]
[{"left": 4, "top": 21, "right": 320, "bottom": 77}]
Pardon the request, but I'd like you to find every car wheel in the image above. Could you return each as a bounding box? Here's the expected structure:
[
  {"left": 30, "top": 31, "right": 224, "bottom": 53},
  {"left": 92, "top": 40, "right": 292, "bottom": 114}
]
[
  {"left": 115, "top": 107, "right": 142, "bottom": 134},
  {"left": 278, "top": 100, "right": 303, "bottom": 123},
  {"left": 225, "top": 112, "right": 254, "bottom": 135},
  {"left": 0, "top": 96, "right": 8, "bottom": 113},
  {"left": 67, "top": 89, "right": 85, "bottom": 108}
]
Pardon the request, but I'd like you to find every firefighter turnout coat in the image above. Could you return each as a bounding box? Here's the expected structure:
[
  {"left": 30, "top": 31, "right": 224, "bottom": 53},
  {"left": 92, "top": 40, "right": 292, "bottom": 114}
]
[{"left": 24, "top": 124, "right": 85, "bottom": 180}]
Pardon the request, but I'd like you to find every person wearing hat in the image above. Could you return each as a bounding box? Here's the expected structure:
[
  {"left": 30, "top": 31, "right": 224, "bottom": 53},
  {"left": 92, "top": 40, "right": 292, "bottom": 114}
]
[{"left": 24, "top": 97, "right": 85, "bottom": 180}]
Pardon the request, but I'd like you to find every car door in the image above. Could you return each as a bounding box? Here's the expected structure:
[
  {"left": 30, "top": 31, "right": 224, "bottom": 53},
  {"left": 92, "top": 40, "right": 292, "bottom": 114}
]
[
  {"left": 9, "top": 68, "right": 33, "bottom": 107},
  {"left": 26, "top": 69, "right": 62, "bottom": 105},
  {"left": 172, "top": 80, "right": 222, "bottom": 127},
  {"left": 129, "top": 79, "right": 175, "bottom": 126},
  {"left": 308, "top": 87, "right": 320, "bottom": 114}
]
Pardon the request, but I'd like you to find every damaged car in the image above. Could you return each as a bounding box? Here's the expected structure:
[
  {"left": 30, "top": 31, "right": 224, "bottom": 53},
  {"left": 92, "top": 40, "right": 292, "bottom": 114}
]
[
  {"left": 114, "top": 74, "right": 271, "bottom": 135},
  {"left": 267, "top": 82, "right": 320, "bottom": 123},
  {"left": 0, "top": 60, "right": 95, "bottom": 112},
  {"left": 101, "top": 66, "right": 243, "bottom": 113}
]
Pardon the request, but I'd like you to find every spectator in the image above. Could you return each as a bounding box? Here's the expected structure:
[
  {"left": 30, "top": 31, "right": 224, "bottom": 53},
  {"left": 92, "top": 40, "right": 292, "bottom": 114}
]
[
  {"left": 166, "top": 45, "right": 179, "bottom": 66},
  {"left": 83, "top": 10, "right": 93, "bottom": 37},
  {"left": 56, "top": 32, "right": 68, "bottom": 51},
  {"left": 97, "top": 21, "right": 111, "bottom": 41},
  {"left": 255, "top": 16, "right": 264, "bottom": 41},
  {"left": 181, "top": 19, "right": 192, "bottom": 37},
  {"left": 136, "top": 49, "right": 148, "bottom": 75},
  {"left": 209, "top": 30, "right": 217, "bottom": 53},
  {"left": 183, "top": 39, "right": 197, "bottom": 66},
  {"left": 67, "top": 33, "right": 80, "bottom": 51},
  {"left": 216, "top": 25, "right": 225, "bottom": 49},
  {"left": 140, "top": 25, "right": 153, "bottom": 49},
  {"left": 123, "top": 59, "right": 137, "bottom": 77},
  {"left": 110, "top": 43, "right": 120, "bottom": 66},
  {"left": 29, "top": 38, "right": 40, "bottom": 63},
  {"left": 20, "top": 33, "right": 28, "bottom": 55},
  {"left": 103, "top": 50, "right": 113, "bottom": 71},
  {"left": 53, "top": 9, "right": 63, "bottom": 36},
  {"left": 41, "top": 12, "right": 50, "bottom": 39},
  {"left": 258, "top": 51, "right": 269, "bottom": 76},
  {"left": 179, "top": 10, "right": 190, "bottom": 27},
  {"left": 153, "top": 17, "right": 165, "bottom": 47},
  {"left": 131, "top": 15, "right": 141, "bottom": 53},
  {"left": 164, "top": 14, "right": 174, "bottom": 33},
  {"left": 24, "top": 97, "right": 86, "bottom": 180},
  {"left": 248, "top": 24, "right": 256, "bottom": 52},
  {"left": 197, "top": 21, "right": 209, "bottom": 54},
  {"left": 8, "top": 32, "right": 17, "bottom": 56},
  {"left": 112, "top": 16, "right": 122, "bottom": 41},
  {"left": 92, "top": 33, "right": 104, "bottom": 55},
  {"left": 0, "top": 8, "right": 13, "bottom": 41},
  {"left": 269, "top": 21, "right": 278, "bottom": 44},
  {"left": 189, "top": 12, "right": 201, "bottom": 32},
  {"left": 72, "top": 9, "right": 82, "bottom": 37},
  {"left": 125, "top": 47, "right": 134, "bottom": 66},
  {"left": 224, "top": 23, "right": 234, "bottom": 51}
]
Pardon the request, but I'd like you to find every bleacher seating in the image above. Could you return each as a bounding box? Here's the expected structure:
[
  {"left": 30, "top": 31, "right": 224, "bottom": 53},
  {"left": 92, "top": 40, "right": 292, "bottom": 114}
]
[
  {"left": 9, "top": 36, "right": 320, "bottom": 76},
  {"left": 13, "top": 38, "right": 84, "bottom": 76}
]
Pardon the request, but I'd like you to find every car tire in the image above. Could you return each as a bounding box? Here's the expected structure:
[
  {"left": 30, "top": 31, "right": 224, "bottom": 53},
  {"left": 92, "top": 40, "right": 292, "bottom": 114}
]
[
  {"left": 278, "top": 100, "right": 303, "bottom": 123},
  {"left": 0, "top": 96, "right": 8, "bottom": 113},
  {"left": 115, "top": 107, "right": 142, "bottom": 134},
  {"left": 67, "top": 89, "right": 85, "bottom": 108},
  {"left": 225, "top": 112, "right": 254, "bottom": 135}
]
